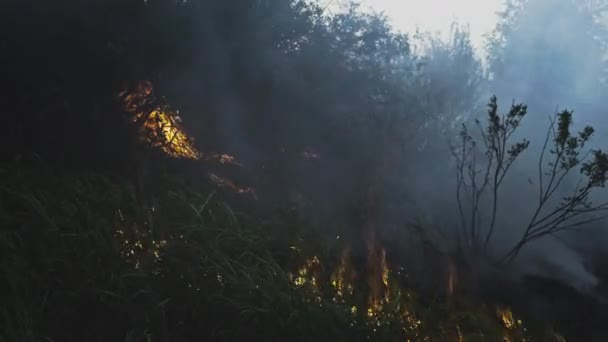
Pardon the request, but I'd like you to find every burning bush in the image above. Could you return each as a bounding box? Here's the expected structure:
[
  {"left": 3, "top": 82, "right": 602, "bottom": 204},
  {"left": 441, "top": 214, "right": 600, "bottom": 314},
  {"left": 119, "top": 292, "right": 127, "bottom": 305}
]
[{"left": 119, "top": 81, "right": 200, "bottom": 160}]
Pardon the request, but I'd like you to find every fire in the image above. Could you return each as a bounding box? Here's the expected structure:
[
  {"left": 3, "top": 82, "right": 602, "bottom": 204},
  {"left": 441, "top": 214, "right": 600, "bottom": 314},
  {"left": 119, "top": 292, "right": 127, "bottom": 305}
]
[
  {"left": 114, "top": 219, "right": 167, "bottom": 270},
  {"left": 367, "top": 246, "right": 390, "bottom": 317},
  {"left": 495, "top": 306, "right": 529, "bottom": 342},
  {"left": 330, "top": 247, "right": 354, "bottom": 300},
  {"left": 288, "top": 246, "right": 537, "bottom": 341},
  {"left": 286, "top": 249, "right": 431, "bottom": 339},
  {"left": 289, "top": 255, "right": 321, "bottom": 290},
  {"left": 120, "top": 81, "right": 200, "bottom": 159},
  {"left": 447, "top": 259, "right": 458, "bottom": 296},
  {"left": 401, "top": 308, "right": 422, "bottom": 331},
  {"left": 365, "top": 229, "right": 391, "bottom": 317},
  {"left": 136, "top": 109, "right": 200, "bottom": 159},
  {"left": 497, "top": 306, "right": 513, "bottom": 329},
  {"left": 496, "top": 306, "right": 522, "bottom": 330},
  {"left": 456, "top": 325, "right": 463, "bottom": 342}
]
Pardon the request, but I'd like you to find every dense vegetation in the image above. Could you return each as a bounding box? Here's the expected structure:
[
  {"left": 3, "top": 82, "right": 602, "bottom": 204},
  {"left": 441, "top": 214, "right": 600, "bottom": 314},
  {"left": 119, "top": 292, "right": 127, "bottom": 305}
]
[
  {"left": 0, "top": 160, "right": 553, "bottom": 341},
  {"left": 2, "top": 0, "right": 608, "bottom": 341}
]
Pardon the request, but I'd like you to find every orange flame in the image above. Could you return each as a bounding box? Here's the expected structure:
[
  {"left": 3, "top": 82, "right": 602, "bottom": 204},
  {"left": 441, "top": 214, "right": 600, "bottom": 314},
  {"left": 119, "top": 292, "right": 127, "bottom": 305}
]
[
  {"left": 496, "top": 306, "right": 516, "bottom": 329},
  {"left": 447, "top": 259, "right": 458, "bottom": 296},
  {"left": 289, "top": 255, "right": 321, "bottom": 290},
  {"left": 365, "top": 229, "right": 391, "bottom": 316},
  {"left": 330, "top": 247, "right": 354, "bottom": 301},
  {"left": 120, "top": 81, "right": 200, "bottom": 159}
]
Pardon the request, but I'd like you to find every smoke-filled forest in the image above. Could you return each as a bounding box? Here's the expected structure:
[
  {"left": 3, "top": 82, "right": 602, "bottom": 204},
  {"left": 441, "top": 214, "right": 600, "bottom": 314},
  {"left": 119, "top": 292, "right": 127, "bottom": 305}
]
[{"left": 2, "top": 0, "right": 608, "bottom": 341}]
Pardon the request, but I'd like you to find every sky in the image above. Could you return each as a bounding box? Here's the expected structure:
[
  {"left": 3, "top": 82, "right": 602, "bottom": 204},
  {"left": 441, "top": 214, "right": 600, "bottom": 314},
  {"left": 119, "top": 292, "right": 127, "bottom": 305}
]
[{"left": 329, "top": 0, "right": 505, "bottom": 54}]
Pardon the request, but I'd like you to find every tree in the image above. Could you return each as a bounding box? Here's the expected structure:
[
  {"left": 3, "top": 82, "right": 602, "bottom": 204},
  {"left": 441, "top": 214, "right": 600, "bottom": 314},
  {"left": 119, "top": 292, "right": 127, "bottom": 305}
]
[
  {"left": 453, "top": 96, "right": 608, "bottom": 263},
  {"left": 0, "top": 0, "right": 193, "bottom": 170},
  {"left": 485, "top": 0, "right": 608, "bottom": 124},
  {"left": 412, "top": 23, "right": 484, "bottom": 149}
]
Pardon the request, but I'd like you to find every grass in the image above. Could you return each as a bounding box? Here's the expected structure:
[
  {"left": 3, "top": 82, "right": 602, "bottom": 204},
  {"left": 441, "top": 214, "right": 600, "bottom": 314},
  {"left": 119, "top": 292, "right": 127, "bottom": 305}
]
[
  {"left": 0, "top": 160, "right": 359, "bottom": 341},
  {"left": 0, "top": 159, "right": 557, "bottom": 341}
]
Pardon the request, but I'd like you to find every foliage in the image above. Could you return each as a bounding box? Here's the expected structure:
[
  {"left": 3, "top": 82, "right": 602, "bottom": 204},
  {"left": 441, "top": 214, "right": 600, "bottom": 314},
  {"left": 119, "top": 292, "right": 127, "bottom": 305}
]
[
  {"left": 0, "top": 160, "right": 546, "bottom": 342},
  {"left": 452, "top": 97, "right": 608, "bottom": 262},
  {"left": 485, "top": 0, "right": 608, "bottom": 117},
  {"left": 1, "top": 0, "right": 484, "bottom": 222},
  {"left": 413, "top": 24, "right": 484, "bottom": 138},
  {"left": 3, "top": 0, "right": 608, "bottom": 340},
  {"left": 452, "top": 96, "right": 529, "bottom": 253}
]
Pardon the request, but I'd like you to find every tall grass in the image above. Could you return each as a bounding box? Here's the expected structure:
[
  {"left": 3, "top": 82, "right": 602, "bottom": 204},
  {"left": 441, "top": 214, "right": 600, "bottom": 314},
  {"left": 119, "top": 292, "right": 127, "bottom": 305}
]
[
  {"left": 0, "top": 161, "right": 371, "bottom": 341},
  {"left": 0, "top": 160, "right": 552, "bottom": 341}
]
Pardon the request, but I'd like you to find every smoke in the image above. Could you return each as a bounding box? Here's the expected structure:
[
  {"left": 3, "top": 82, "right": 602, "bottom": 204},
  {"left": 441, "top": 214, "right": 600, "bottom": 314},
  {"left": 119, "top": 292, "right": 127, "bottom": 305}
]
[
  {"left": 398, "top": 0, "right": 608, "bottom": 290},
  {"left": 21, "top": 0, "right": 607, "bottom": 294},
  {"left": 8, "top": 6, "right": 608, "bottom": 335},
  {"left": 212, "top": 0, "right": 608, "bottom": 292},
  {"left": 483, "top": 0, "right": 608, "bottom": 287},
  {"left": 148, "top": 0, "right": 608, "bottom": 295}
]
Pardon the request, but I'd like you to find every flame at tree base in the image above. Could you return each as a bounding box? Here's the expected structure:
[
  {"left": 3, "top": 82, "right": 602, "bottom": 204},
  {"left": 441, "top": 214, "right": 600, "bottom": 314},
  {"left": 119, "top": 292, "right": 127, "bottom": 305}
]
[
  {"left": 288, "top": 244, "right": 427, "bottom": 338},
  {"left": 287, "top": 243, "right": 541, "bottom": 341}
]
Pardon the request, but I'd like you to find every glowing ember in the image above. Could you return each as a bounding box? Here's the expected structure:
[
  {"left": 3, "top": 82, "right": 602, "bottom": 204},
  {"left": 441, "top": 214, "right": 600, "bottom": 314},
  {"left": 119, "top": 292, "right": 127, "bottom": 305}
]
[
  {"left": 288, "top": 251, "right": 434, "bottom": 339},
  {"left": 120, "top": 81, "right": 200, "bottom": 159},
  {"left": 289, "top": 255, "right": 321, "bottom": 290},
  {"left": 401, "top": 308, "right": 421, "bottom": 330},
  {"left": 330, "top": 247, "right": 354, "bottom": 300},
  {"left": 496, "top": 306, "right": 516, "bottom": 329},
  {"left": 114, "top": 222, "right": 167, "bottom": 270},
  {"left": 208, "top": 173, "right": 257, "bottom": 198},
  {"left": 456, "top": 325, "right": 463, "bottom": 342},
  {"left": 204, "top": 153, "right": 243, "bottom": 166},
  {"left": 287, "top": 246, "right": 536, "bottom": 341}
]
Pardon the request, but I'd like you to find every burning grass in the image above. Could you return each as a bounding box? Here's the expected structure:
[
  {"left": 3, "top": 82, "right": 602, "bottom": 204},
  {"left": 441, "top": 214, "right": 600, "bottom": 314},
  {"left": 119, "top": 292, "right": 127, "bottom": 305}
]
[
  {"left": 284, "top": 240, "right": 543, "bottom": 341},
  {"left": 0, "top": 160, "right": 569, "bottom": 342}
]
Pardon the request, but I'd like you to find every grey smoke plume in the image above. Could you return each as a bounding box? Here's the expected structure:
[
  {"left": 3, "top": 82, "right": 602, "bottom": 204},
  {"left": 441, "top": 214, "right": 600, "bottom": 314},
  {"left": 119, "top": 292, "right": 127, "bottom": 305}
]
[{"left": 402, "top": 0, "right": 608, "bottom": 289}]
